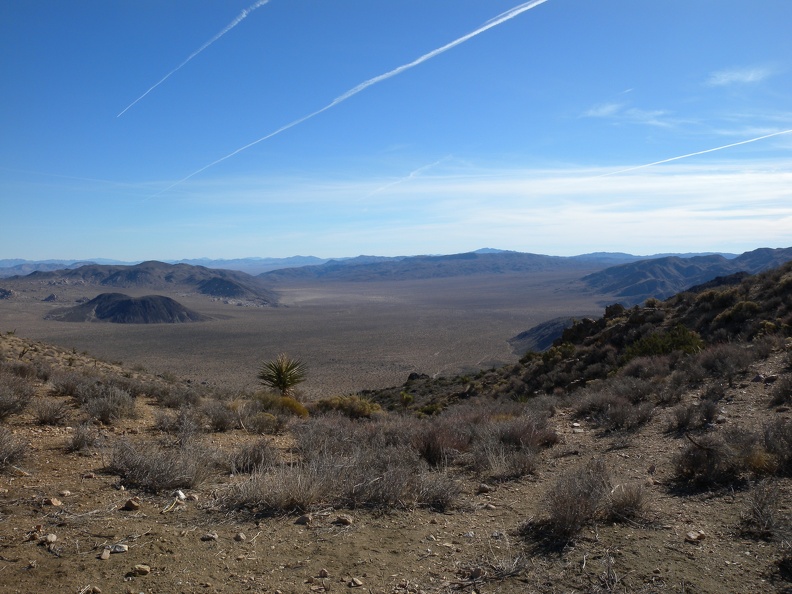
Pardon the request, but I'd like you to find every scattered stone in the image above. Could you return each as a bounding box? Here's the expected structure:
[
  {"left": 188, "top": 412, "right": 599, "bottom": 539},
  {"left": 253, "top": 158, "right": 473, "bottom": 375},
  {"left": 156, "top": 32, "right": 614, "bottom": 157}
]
[
  {"left": 476, "top": 483, "right": 492, "bottom": 494},
  {"left": 233, "top": 532, "right": 246, "bottom": 542},
  {"left": 82, "top": 473, "right": 97, "bottom": 479},
  {"left": 0, "top": 488, "right": 8, "bottom": 495},
  {"left": 109, "top": 544, "right": 129, "bottom": 554},
  {"left": 572, "top": 428, "right": 585, "bottom": 434},
  {"left": 752, "top": 374, "right": 765, "bottom": 383},
  {"left": 185, "top": 493, "right": 199, "bottom": 501},
  {"left": 42, "top": 533, "right": 57, "bottom": 544},
  {"left": 469, "top": 567, "right": 486, "bottom": 580},
  {"left": 348, "top": 577, "right": 363, "bottom": 587},
  {"left": 58, "top": 490, "right": 71, "bottom": 497},
  {"left": 200, "top": 532, "right": 219, "bottom": 542},
  {"left": 89, "top": 587, "right": 102, "bottom": 593},
  {"left": 765, "top": 375, "right": 779, "bottom": 384},
  {"left": 491, "top": 531, "right": 504, "bottom": 539},
  {"left": 99, "top": 548, "right": 111, "bottom": 560},
  {"left": 295, "top": 514, "right": 313, "bottom": 525},
  {"left": 121, "top": 497, "right": 141, "bottom": 511},
  {"left": 318, "top": 568, "right": 330, "bottom": 578},
  {"left": 685, "top": 530, "right": 706, "bottom": 543},
  {"left": 483, "top": 503, "right": 496, "bottom": 510},
  {"left": 44, "top": 497, "right": 62, "bottom": 507},
  {"left": 173, "top": 490, "right": 186, "bottom": 500},
  {"left": 463, "top": 531, "right": 475, "bottom": 539},
  {"left": 776, "top": 406, "right": 791, "bottom": 413},
  {"left": 333, "top": 514, "right": 353, "bottom": 526},
  {"left": 716, "top": 415, "right": 728, "bottom": 424},
  {"left": 133, "top": 564, "right": 151, "bottom": 576},
  {"left": 571, "top": 422, "right": 581, "bottom": 427}
]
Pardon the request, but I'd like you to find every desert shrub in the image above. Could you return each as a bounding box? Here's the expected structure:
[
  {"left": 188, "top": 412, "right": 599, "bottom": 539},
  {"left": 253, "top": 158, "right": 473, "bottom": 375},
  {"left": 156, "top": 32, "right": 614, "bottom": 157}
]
[
  {"left": 154, "top": 407, "right": 204, "bottom": 444},
  {"left": 311, "top": 395, "right": 383, "bottom": 419},
  {"left": 244, "top": 411, "right": 284, "bottom": 434},
  {"left": 228, "top": 459, "right": 332, "bottom": 514},
  {"left": 257, "top": 353, "right": 306, "bottom": 397},
  {"left": 702, "top": 383, "right": 726, "bottom": 403},
  {"left": 741, "top": 479, "right": 781, "bottom": 539},
  {"left": 620, "top": 355, "right": 672, "bottom": 380},
  {"left": 606, "top": 482, "right": 651, "bottom": 523},
  {"left": 623, "top": 324, "right": 703, "bottom": 362},
  {"left": 66, "top": 422, "right": 100, "bottom": 453},
  {"left": 0, "top": 361, "right": 37, "bottom": 380},
  {"left": 231, "top": 439, "right": 279, "bottom": 473},
  {"left": 254, "top": 392, "right": 309, "bottom": 418},
  {"left": 150, "top": 384, "right": 202, "bottom": 409},
  {"left": 109, "top": 439, "right": 212, "bottom": 493},
  {"left": 495, "top": 415, "right": 559, "bottom": 449},
  {"left": 472, "top": 440, "right": 538, "bottom": 482},
  {"left": 543, "top": 458, "right": 612, "bottom": 543},
  {"left": 770, "top": 375, "right": 792, "bottom": 406},
  {"left": 81, "top": 386, "right": 136, "bottom": 424},
  {"left": 0, "top": 376, "right": 34, "bottom": 421},
  {"left": 609, "top": 376, "right": 656, "bottom": 403},
  {"left": 696, "top": 343, "right": 754, "bottom": 386},
  {"left": 202, "top": 399, "right": 238, "bottom": 432},
  {"left": 33, "top": 398, "right": 69, "bottom": 426},
  {"left": 575, "top": 390, "right": 653, "bottom": 432},
  {"left": 674, "top": 434, "right": 743, "bottom": 487},
  {"left": 50, "top": 372, "right": 91, "bottom": 397},
  {"left": 763, "top": 419, "right": 792, "bottom": 474},
  {"left": 0, "top": 426, "right": 26, "bottom": 470},
  {"left": 414, "top": 470, "right": 461, "bottom": 512},
  {"left": 413, "top": 421, "right": 471, "bottom": 466}
]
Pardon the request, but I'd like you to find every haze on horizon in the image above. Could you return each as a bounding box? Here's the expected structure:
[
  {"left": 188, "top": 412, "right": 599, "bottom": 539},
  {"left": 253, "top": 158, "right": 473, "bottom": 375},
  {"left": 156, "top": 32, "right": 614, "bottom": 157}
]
[{"left": 2, "top": 1, "right": 791, "bottom": 262}]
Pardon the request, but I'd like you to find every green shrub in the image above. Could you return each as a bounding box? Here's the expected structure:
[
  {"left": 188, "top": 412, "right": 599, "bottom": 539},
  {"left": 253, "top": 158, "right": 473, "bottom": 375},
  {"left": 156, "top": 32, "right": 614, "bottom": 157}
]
[{"left": 311, "top": 395, "right": 383, "bottom": 419}]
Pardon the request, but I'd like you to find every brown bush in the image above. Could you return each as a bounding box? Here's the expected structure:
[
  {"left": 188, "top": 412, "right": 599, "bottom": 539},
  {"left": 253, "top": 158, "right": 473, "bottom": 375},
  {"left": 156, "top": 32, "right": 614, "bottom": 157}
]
[
  {"left": 674, "top": 434, "right": 742, "bottom": 487},
  {"left": 33, "top": 398, "right": 69, "bottom": 426},
  {"left": 0, "top": 375, "right": 34, "bottom": 421},
  {"left": 0, "top": 426, "right": 26, "bottom": 470},
  {"left": 231, "top": 439, "right": 280, "bottom": 473},
  {"left": 109, "top": 439, "right": 212, "bottom": 493}
]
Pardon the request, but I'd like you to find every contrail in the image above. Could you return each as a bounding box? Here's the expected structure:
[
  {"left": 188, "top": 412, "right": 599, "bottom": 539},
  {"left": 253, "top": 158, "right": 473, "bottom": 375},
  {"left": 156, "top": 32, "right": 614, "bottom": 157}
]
[
  {"left": 597, "top": 128, "right": 792, "bottom": 177},
  {"left": 364, "top": 156, "right": 452, "bottom": 200},
  {"left": 151, "top": 0, "right": 550, "bottom": 196},
  {"left": 117, "top": 0, "right": 271, "bottom": 117}
]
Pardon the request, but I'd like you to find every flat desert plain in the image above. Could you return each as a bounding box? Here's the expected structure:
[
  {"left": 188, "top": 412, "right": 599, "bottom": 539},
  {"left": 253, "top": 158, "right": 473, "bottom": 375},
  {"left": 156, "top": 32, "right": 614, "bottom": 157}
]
[{"left": 0, "top": 270, "right": 607, "bottom": 397}]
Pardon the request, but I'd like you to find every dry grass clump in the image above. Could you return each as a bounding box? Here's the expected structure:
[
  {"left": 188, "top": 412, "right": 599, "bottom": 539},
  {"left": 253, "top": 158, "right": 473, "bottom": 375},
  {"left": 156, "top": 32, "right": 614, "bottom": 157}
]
[
  {"left": 311, "top": 395, "right": 383, "bottom": 419},
  {"left": 33, "top": 397, "right": 69, "bottom": 425},
  {"left": 254, "top": 392, "right": 309, "bottom": 418},
  {"left": 575, "top": 390, "right": 654, "bottom": 432},
  {"left": 605, "top": 482, "right": 652, "bottom": 523},
  {"left": 696, "top": 343, "right": 755, "bottom": 386},
  {"left": 150, "top": 384, "right": 202, "bottom": 409},
  {"left": 0, "top": 426, "right": 26, "bottom": 470},
  {"left": 0, "top": 375, "right": 34, "bottom": 421},
  {"left": 413, "top": 420, "right": 472, "bottom": 466},
  {"left": 154, "top": 407, "right": 204, "bottom": 444},
  {"left": 201, "top": 399, "right": 238, "bottom": 432},
  {"left": 109, "top": 438, "right": 212, "bottom": 493},
  {"left": 770, "top": 375, "right": 792, "bottom": 406},
  {"left": 65, "top": 422, "right": 101, "bottom": 453},
  {"left": 547, "top": 458, "right": 612, "bottom": 539},
  {"left": 741, "top": 479, "right": 782, "bottom": 539},
  {"left": 228, "top": 461, "right": 331, "bottom": 514},
  {"left": 80, "top": 385, "right": 137, "bottom": 424},
  {"left": 50, "top": 370, "right": 96, "bottom": 397},
  {"left": 674, "top": 434, "right": 744, "bottom": 487},
  {"left": 231, "top": 438, "right": 280, "bottom": 473}
]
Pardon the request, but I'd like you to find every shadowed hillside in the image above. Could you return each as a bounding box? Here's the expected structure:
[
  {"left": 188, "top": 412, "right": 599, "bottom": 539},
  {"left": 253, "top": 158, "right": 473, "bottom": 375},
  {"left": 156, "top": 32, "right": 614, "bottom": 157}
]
[{"left": 45, "top": 293, "right": 211, "bottom": 324}]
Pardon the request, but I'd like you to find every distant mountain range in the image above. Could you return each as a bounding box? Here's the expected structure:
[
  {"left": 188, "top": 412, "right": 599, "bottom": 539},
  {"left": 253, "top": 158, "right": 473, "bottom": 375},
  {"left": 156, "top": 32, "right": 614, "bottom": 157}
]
[
  {"left": 580, "top": 247, "right": 792, "bottom": 304},
  {"left": 4, "top": 247, "right": 791, "bottom": 310},
  {"left": 7, "top": 261, "right": 277, "bottom": 305}
]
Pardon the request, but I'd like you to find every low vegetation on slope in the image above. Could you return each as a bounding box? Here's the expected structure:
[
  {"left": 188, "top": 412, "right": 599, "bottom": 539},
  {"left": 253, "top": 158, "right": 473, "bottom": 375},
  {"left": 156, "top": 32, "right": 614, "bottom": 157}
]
[{"left": 0, "top": 261, "right": 791, "bottom": 592}]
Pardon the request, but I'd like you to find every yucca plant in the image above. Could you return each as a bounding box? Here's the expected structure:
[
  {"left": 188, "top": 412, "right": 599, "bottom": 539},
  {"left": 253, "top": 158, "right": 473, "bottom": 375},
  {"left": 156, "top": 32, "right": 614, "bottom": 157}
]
[{"left": 257, "top": 353, "right": 306, "bottom": 398}]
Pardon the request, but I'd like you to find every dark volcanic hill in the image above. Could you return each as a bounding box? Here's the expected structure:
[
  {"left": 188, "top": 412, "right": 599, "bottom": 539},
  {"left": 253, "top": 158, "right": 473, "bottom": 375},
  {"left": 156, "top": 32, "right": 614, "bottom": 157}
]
[
  {"left": 45, "top": 293, "right": 210, "bottom": 324},
  {"left": 581, "top": 246, "right": 792, "bottom": 305},
  {"left": 20, "top": 261, "right": 277, "bottom": 304}
]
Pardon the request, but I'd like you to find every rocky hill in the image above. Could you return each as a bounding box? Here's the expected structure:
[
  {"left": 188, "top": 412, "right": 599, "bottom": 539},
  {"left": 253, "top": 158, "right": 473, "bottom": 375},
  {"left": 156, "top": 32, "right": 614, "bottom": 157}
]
[
  {"left": 581, "top": 246, "right": 792, "bottom": 305},
  {"left": 44, "top": 293, "right": 210, "bottom": 324},
  {"left": 15, "top": 260, "right": 278, "bottom": 304}
]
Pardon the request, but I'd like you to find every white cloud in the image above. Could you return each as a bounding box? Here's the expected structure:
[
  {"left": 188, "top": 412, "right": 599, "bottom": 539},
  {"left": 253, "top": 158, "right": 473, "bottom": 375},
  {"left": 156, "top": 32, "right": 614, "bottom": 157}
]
[{"left": 706, "top": 66, "right": 774, "bottom": 86}]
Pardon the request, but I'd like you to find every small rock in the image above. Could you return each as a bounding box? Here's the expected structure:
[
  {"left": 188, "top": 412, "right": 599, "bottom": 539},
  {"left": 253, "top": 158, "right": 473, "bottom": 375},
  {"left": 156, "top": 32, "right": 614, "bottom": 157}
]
[
  {"left": 42, "top": 533, "right": 57, "bottom": 544},
  {"left": 572, "top": 428, "right": 585, "bottom": 434},
  {"left": 121, "top": 497, "right": 141, "bottom": 511},
  {"left": 571, "top": 422, "right": 581, "bottom": 427},
  {"left": 334, "top": 514, "right": 353, "bottom": 526},
  {"left": 715, "top": 415, "right": 727, "bottom": 424},
  {"left": 295, "top": 514, "right": 313, "bottom": 525},
  {"left": 99, "top": 548, "right": 111, "bottom": 560},
  {"left": 200, "top": 532, "right": 219, "bottom": 542},
  {"left": 491, "top": 531, "right": 504, "bottom": 539},
  {"left": 185, "top": 493, "right": 199, "bottom": 501},
  {"left": 133, "top": 564, "right": 151, "bottom": 576},
  {"left": 348, "top": 577, "right": 363, "bottom": 587},
  {"left": 318, "top": 568, "right": 330, "bottom": 578},
  {"left": 469, "top": 567, "right": 486, "bottom": 580},
  {"left": 463, "top": 531, "right": 475, "bottom": 539},
  {"left": 58, "top": 490, "right": 71, "bottom": 497},
  {"left": 765, "top": 375, "right": 779, "bottom": 384},
  {"left": 45, "top": 497, "right": 62, "bottom": 507},
  {"left": 89, "top": 587, "right": 102, "bottom": 594},
  {"left": 82, "top": 473, "right": 97, "bottom": 479},
  {"left": 776, "top": 406, "right": 791, "bottom": 413},
  {"left": 233, "top": 532, "right": 246, "bottom": 542},
  {"left": 0, "top": 488, "right": 8, "bottom": 495},
  {"left": 476, "top": 483, "right": 492, "bottom": 494},
  {"left": 109, "top": 544, "right": 128, "bottom": 553},
  {"left": 483, "top": 503, "right": 496, "bottom": 510},
  {"left": 752, "top": 374, "right": 765, "bottom": 383},
  {"left": 173, "top": 490, "right": 186, "bottom": 501},
  {"left": 685, "top": 530, "right": 705, "bottom": 543}
]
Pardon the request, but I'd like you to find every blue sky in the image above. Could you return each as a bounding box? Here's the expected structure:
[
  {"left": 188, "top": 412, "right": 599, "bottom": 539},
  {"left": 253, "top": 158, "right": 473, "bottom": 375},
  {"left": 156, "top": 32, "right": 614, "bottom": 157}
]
[{"left": 2, "top": 0, "right": 791, "bottom": 261}]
